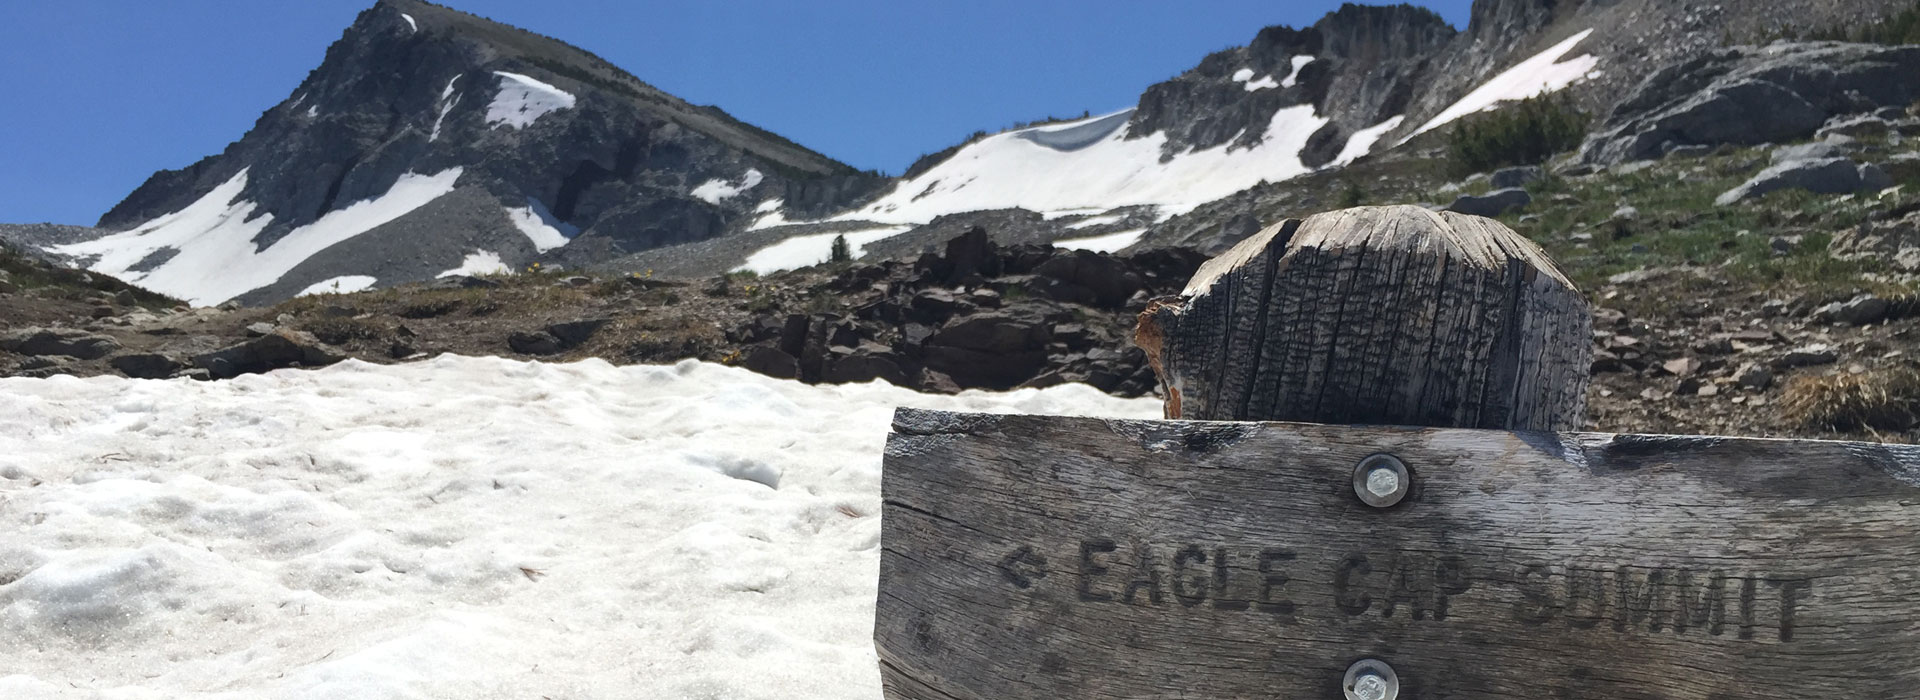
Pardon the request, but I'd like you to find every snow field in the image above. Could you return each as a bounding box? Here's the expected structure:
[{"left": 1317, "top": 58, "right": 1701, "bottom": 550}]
[
  {"left": 733, "top": 225, "right": 913, "bottom": 275},
  {"left": 485, "top": 72, "right": 576, "bottom": 129},
  {"left": 839, "top": 105, "right": 1326, "bottom": 224},
  {"left": 1332, "top": 115, "right": 1406, "bottom": 166},
  {"left": 1053, "top": 228, "right": 1146, "bottom": 254},
  {"left": 53, "top": 168, "right": 465, "bottom": 307},
  {"left": 1406, "top": 29, "right": 1600, "bottom": 140},
  {"left": 436, "top": 250, "right": 508, "bottom": 278},
  {"left": 691, "top": 169, "right": 765, "bottom": 205},
  {"left": 504, "top": 198, "right": 578, "bottom": 253},
  {"left": 297, "top": 276, "right": 378, "bottom": 297},
  {"left": 0, "top": 357, "right": 1160, "bottom": 698}
]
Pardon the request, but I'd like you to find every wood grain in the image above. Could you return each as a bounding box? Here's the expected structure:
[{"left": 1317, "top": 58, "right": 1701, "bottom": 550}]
[
  {"left": 1136, "top": 205, "right": 1593, "bottom": 431},
  {"left": 878, "top": 408, "right": 1920, "bottom": 700}
]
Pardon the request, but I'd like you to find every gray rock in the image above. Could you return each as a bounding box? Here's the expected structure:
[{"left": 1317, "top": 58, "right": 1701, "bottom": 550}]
[
  {"left": 1445, "top": 188, "right": 1532, "bottom": 218},
  {"left": 1771, "top": 141, "right": 1846, "bottom": 164},
  {"left": 1714, "top": 157, "right": 1866, "bottom": 205},
  {"left": 110, "top": 352, "right": 183, "bottom": 379},
  {"left": 0, "top": 327, "right": 121, "bottom": 360},
  {"left": 1580, "top": 43, "right": 1920, "bottom": 165},
  {"left": 192, "top": 329, "right": 345, "bottom": 379},
  {"left": 1781, "top": 344, "right": 1838, "bottom": 367},
  {"left": 1816, "top": 115, "right": 1890, "bottom": 140},
  {"left": 507, "top": 331, "right": 563, "bottom": 355},
  {"left": 1489, "top": 165, "right": 1544, "bottom": 190},
  {"left": 1859, "top": 163, "right": 1892, "bottom": 192},
  {"left": 1876, "top": 106, "right": 1910, "bottom": 121},
  {"left": 1735, "top": 362, "right": 1773, "bottom": 391},
  {"left": 546, "top": 319, "right": 608, "bottom": 349},
  {"left": 245, "top": 322, "right": 277, "bottom": 337},
  {"left": 1831, "top": 210, "right": 1920, "bottom": 270},
  {"left": 740, "top": 345, "right": 799, "bottom": 380},
  {"left": 1812, "top": 294, "right": 1890, "bottom": 325},
  {"left": 1663, "top": 144, "right": 1714, "bottom": 159}
]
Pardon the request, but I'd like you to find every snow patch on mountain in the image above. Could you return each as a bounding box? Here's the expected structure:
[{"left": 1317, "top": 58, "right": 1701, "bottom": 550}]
[
  {"left": 691, "top": 169, "right": 765, "bottom": 204},
  {"left": 1281, "top": 55, "right": 1314, "bottom": 88},
  {"left": 430, "top": 75, "right": 463, "bottom": 142},
  {"left": 401, "top": 13, "right": 417, "bottom": 33},
  {"left": 1333, "top": 115, "right": 1406, "bottom": 166},
  {"left": 0, "top": 356, "right": 1158, "bottom": 698},
  {"left": 1054, "top": 228, "right": 1145, "bottom": 254},
  {"left": 1407, "top": 29, "right": 1600, "bottom": 140},
  {"left": 298, "top": 275, "right": 378, "bottom": 296},
  {"left": 55, "top": 167, "right": 465, "bottom": 306},
  {"left": 438, "top": 250, "right": 508, "bottom": 278},
  {"left": 835, "top": 105, "right": 1325, "bottom": 224},
  {"left": 485, "top": 72, "right": 575, "bottom": 129},
  {"left": 505, "top": 198, "right": 578, "bottom": 252},
  {"left": 734, "top": 225, "right": 913, "bottom": 275}
]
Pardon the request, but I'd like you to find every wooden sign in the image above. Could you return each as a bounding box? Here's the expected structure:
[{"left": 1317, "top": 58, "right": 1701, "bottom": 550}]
[{"left": 876, "top": 408, "right": 1920, "bottom": 700}]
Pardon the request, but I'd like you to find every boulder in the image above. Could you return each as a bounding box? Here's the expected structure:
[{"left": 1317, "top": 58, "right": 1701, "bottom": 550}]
[
  {"left": 0, "top": 327, "right": 121, "bottom": 359},
  {"left": 546, "top": 318, "right": 609, "bottom": 349},
  {"left": 1489, "top": 165, "right": 1544, "bottom": 190},
  {"left": 1831, "top": 210, "right": 1920, "bottom": 270},
  {"left": 110, "top": 352, "right": 183, "bottom": 379},
  {"left": 927, "top": 310, "right": 1052, "bottom": 355},
  {"left": 1771, "top": 141, "right": 1846, "bottom": 164},
  {"left": 739, "top": 345, "right": 799, "bottom": 380},
  {"left": 1713, "top": 157, "right": 1878, "bottom": 205},
  {"left": 192, "top": 329, "right": 345, "bottom": 379},
  {"left": 507, "top": 331, "right": 563, "bottom": 355},
  {"left": 1032, "top": 250, "right": 1144, "bottom": 308},
  {"left": 822, "top": 342, "right": 914, "bottom": 386},
  {"left": 1580, "top": 43, "right": 1920, "bottom": 165},
  {"left": 1816, "top": 115, "right": 1890, "bottom": 140},
  {"left": 1445, "top": 188, "right": 1532, "bottom": 218},
  {"left": 1811, "top": 294, "right": 1889, "bottom": 325}
]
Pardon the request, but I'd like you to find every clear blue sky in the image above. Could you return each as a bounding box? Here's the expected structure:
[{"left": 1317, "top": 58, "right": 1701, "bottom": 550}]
[{"left": 0, "top": 1, "right": 1471, "bottom": 226}]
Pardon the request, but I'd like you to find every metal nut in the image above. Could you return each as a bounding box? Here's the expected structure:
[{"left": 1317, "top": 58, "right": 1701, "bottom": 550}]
[
  {"left": 1343, "top": 658, "right": 1399, "bottom": 700},
  {"left": 1352, "top": 454, "right": 1409, "bottom": 508}
]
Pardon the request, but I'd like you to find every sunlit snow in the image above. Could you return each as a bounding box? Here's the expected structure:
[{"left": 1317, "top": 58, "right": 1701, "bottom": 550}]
[
  {"left": 486, "top": 72, "right": 575, "bottom": 129},
  {"left": 1065, "top": 213, "right": 1126, "bottom": 230},
  {"left": 1280, "top": 55, "right": 1314, "bottom": 88},
  {"left": 437, "top": 250, "right": 508, "bottom": 278},
  {"left": 0, "top": 356, "right": 1160, "bottom": 698},
  {"left": 734, "top": 225, "right": 913, "bottom": 275},
  {"left": 401, "top": 13, "right": 417, "bottom": 33},
  {"left": 297, "top": 275, "right": 378, "bottom": 297},
  {"left": 1332, "top": 115, "right": 1406, "bottom": 166},
  {"left": 504, "top": 198, "right": 578, "bottom": 252},
  {"left": 54, "top": 167, "right": 465, "bottom": 306},
  {"left": 1054, "top": 228, "right": 1145, "bottom": 254},
  {"left": 691, "top": 169, "right": 765, "bottom": 205},
  {"left": 430, "top": 75, "right": 462, "bottom": 142},
  {"left": 836, "top": 104, "right": 1325, "bottom": 224},
  {"left": 1406, "top": 29, "right": 1600, "bottom": 140}
]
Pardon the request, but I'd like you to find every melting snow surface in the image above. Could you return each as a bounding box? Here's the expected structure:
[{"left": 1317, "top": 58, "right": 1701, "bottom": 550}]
[
  {"left": 504, "top": 198, "right": 578, "bottom": 253},
  {"left": 837, "top": 105, "right": 1325, "bottom": 224},
  {"left": 691, "top": 169, "right": 765, "bottom": 205},
  {"left": 0, "top": 356, "right": 1159, "bottom": 698},
  {"left": 485, "top": 72, "right": 576, "bottom": 129},
  {"left": 53, "top": 167, "right": 464, "bottom": 306},
  {"left": 437, "top": 250, "right": 508, "bottom": 278},
  {"left": 297, "top": 275, "right": 378, "bottom": 297},
  {"left": 1332, "top": 115, "right": 1406, "bottom": 166},
  {"left": 734, "top": 226, "right": 913, "bottom": 275},
  {"left": 1281, "top": 55, "right": 1314, "bottom": 88},
  {"left": 1054, "top": 228, "right": 1145, "bottom": 254},
  {"left": 747, "top": 199, "right": 791, "bottom": 231},
  {"left": 1243, "top": 74, "right": 1280, "bottom": 92},
  {"left": 1065, "top": 213, "right": 1126, "bottom": 230},
  {"left": 401, "top": 13, "right": 417, "bottom": 33},
  {"left": 1406, "top": 29, "right": 1600, "bottom": 140}
]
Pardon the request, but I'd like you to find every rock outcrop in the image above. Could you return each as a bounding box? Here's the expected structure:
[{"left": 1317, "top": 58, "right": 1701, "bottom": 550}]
[{"left": 1580, "top": 43, "right": 1920, "bottom": 165}]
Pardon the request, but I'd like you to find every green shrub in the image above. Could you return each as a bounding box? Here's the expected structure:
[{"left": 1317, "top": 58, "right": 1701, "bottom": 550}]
[
  {"left": 1445, "top": 94, "right": 1589, "bottom": 178},
  {"left": 829, "top": 234, "right": 852, "bottom": 263}
]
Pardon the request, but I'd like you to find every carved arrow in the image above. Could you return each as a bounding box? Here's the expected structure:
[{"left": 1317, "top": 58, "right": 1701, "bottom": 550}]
[{"left": 997, "top": 545, "right": 1047, "bottom": 589}]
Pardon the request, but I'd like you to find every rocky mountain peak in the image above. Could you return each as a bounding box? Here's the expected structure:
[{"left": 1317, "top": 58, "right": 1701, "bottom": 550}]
[{"left": 75, "top": 0, "right": 884, "bottom": 306}]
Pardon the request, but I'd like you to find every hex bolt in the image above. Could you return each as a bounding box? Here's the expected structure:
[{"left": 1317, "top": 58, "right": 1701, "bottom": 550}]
[
  {"left": 1352, "top": 454, "right": 1410, "bottom": 508},
  {"left": 1343, "top": 658, "right": 1399, "bottom": 700}
]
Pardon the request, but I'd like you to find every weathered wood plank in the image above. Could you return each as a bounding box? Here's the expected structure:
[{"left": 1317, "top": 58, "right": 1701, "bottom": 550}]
[
  {"left": 1137, "top": 205, "right": 1593, "bottom": 430},
  {"left": 877, "top": 408, "right": 1920, "bottom": 700}
]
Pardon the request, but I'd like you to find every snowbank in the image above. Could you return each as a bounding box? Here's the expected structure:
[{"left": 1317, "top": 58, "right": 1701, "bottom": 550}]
[
  {"left": 436, "top": 250, "right": 508, "bottom": 278},
  {"left": 486, "top": 72, "right": 576, "bottom": 129},
  {"left": 838, "top": 105, "right": 1325, "bottom": 224},
  {"left": 1054, "top": 228, "right": 1145, "bottom": 253},
  {"left": 691, "top": 169, "right": 765, "bottom": 204},
  {"left": 297, "top": 275, "right": 378, "bottom": 297},
  {"left": 1406, "top": 29, "right": 1600, "bottom": 140},
  {"left": 0, "top": 356, "right": 1160, "bottom": 698},
  {"left": 734, "top": 225, "right": 913, "bottom": 275},
  {"left": 54, "top": 168, "right": 465, "bottom": 306},
  {"left": 504, "top": 198, "right": 577, "bottom": 253}
]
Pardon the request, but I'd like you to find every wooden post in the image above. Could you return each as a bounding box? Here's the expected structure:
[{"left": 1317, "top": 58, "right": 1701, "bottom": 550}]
[
  {"left": 1135, "top": 205, "right": 1591, "bottom": 430},
  {"left": 875, "top": 207, "right": 1920, "bottom": 699}
]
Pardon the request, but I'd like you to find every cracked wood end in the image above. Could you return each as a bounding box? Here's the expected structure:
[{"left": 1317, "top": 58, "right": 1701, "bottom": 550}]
[{"left": 1135, "top": 205, "right": 1592, "bottom": 430}]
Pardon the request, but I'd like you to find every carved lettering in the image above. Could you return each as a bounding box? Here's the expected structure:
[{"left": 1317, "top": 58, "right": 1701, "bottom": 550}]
[
  {"left": 1515, "top": 562, "right": 1557, "bottom": 625},
  {"left": 1335, "top": 553, "right": 1372, "bottom": 616},
  {"left": 1256, "top": 549, "right": 1295, "bottom": 616},
  {"left": 1077, "top": 539, "right": 1116, "bottom": 603},
  {"left": 1121, "top": 545, "right": 1165, "bottom": 606},
  {"left": 1172, "top": 545, "right": 1208, "bottom": 608}
]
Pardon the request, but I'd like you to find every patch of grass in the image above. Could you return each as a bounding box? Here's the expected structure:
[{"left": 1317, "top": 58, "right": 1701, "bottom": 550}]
[
  {"left": 300, "top": 317, "right": 386, "bottom": 345},
  {"left": 1782, "top": 368, "right": 1920, "bottom": 432},
  {"left": 1446, "top": 94, "right": 1588, "bottom": 178}
]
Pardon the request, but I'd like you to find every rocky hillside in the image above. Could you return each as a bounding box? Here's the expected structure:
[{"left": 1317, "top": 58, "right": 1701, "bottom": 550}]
[{"left": 34, "top": 0, "right": 883, "bottom": 307}]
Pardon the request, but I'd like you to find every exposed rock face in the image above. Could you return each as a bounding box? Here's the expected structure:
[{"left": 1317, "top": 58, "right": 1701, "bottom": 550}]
[
  {"left": 1713, "top": 157, "right": 1889, "bottom": 205},
  {"left": 1580, "top": 43, "right": 1920, "bottom": 165},
  {"left": 1127, "top": 4, "right": 1456, "bottom": 164},
  {"left": 1832, "top": 209, "right": 1920, "bottom": 270},
  {"left": 76, "top": 0, "right": 883, "bottom": 306}
]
